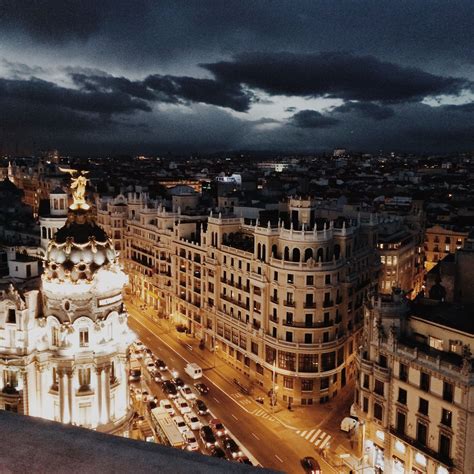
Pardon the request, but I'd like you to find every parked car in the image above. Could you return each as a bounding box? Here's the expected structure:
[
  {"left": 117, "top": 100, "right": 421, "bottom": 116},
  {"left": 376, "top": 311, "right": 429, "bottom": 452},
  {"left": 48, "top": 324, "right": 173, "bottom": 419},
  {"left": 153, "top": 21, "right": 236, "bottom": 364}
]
[
  {"left": 173, "top": 416, "right": 188, "bottom": 435},
  {"left": 129, "top": 369, "right": 141, "bottom": 382},
  {"left": 172, "top": 377, "right": 185, "bottom": 388},
  {"left": 180, "top": 385, "right": 196, "bottom": 401},
  {"left": 210, "top": 446, "right": 226, "bottom": 459},
  {"left": 146, "top": 362, "right": 156, "bottom": 374},
  {"left": 223, "top": 437, "right": 243, "bottom": 458},
  {"left": 194, "top": 382, "right": 209, "bottom": 395},
  {"left": 132, "top": 387, "right": 142, "bottom": 401},
  {"left": 155, "top": 359, "right": 168, "bottom": 370},
  {"left": 175, "top": 397, "right": 191, "bottom": 414},
  {"left": 301, "top": 456, "right": 321, "bottom": 474},
  {"left": 144, "top": 356, "right": 154, "bottom": 367},
  {"left": 159, "top": 399, "right": 175, "bottom": 416},
  {"left": 184, "top": 411, "right": 202, "bottom": 430},
  {"left": 162, "top": 380, "right": 178, "bottom": 398},
  {"left": 194, "top": 399, "right": 209, "bottom": 415},
  {"left": 340, "top": 416, "right": 358, "bottom": 432},
  {"left": 209, "top": 418, "right": 227, "bottom": 437},
  {"left": 200, "top": 426, "right": 217, "bottom": 447},
  {"left": 134, "top": 341, "right": 145, "bottom": 351},
  {"left": 184, "top": 431, "right": 199, "bottom": 452}
]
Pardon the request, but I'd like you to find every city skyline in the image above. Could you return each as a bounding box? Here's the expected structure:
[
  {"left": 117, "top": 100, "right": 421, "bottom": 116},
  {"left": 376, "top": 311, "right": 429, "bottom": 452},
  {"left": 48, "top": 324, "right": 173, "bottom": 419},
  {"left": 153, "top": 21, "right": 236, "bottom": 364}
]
[{"left": 1, "top": 1, "right": 474, "bottom": 154}]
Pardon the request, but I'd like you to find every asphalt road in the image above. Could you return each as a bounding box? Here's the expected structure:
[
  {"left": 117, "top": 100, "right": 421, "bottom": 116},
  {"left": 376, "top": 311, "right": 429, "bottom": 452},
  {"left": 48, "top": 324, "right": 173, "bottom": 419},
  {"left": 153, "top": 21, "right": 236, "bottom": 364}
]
[{"left": 127, "top": 306, "right": 337, "bottom": 474}]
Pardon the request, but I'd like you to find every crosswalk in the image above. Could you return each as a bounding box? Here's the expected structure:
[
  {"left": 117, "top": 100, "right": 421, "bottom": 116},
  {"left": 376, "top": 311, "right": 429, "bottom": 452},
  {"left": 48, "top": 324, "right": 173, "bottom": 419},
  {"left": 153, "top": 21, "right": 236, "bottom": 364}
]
[
  {"left": 296, "top": 428, "right": 332, "bottom": 449},
  {"left": 232, "top": 392, "right": 252, "bottom": 405},
  {"left": 252, "top": 408, "right": 277, "bottom": 421}
]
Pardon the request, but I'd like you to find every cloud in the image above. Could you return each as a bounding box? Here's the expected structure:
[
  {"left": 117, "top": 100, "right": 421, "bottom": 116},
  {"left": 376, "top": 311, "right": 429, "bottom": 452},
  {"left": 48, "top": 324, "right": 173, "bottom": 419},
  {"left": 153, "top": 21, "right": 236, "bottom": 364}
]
[
  {"left": 289, "top": 110, "right": 339, "bottom": 129},
  {"left": 332, "top": 101, "right": 395, "bottom": 120},
  {"left": 1, "top": 59, "right": 46, "bottom": 78},
  {"left": 203, "top": 52, "right": 471, "bottom": 103}
]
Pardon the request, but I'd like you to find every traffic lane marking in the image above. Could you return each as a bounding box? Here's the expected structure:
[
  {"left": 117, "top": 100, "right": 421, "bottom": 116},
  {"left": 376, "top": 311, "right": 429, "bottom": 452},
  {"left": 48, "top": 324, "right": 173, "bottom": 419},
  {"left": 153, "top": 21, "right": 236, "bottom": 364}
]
[
  {"left": 251, "top": 432, "right": 260, "bottom": 440},
  {"left": 274, "top": 454, "right": 284, "bottom": 463},
  {"left": 231, "top": 414, "right": 238, "bottom": 421}
]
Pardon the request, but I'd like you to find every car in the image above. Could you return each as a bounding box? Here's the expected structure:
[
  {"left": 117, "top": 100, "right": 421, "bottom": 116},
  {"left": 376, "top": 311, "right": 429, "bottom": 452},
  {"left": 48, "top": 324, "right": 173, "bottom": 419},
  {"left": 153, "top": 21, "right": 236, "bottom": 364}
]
[
  {"left": 134, "top": 340, "right": 145, "bottom": 351},
  {"left": 129, "top": 369, "right": 141, "bottom": 382},
  {"left": 146, "top": 362, "right": 156, "bottom": 374},
  {"left": 200, "top": 426, "right": 217, "bottom": 447},
  {"left": 180, "top": 385, "right": 196, "bottom": 401},
  {"left": 172, "top": 377, "right": 185, "bottom": 388},
  {"left": 148, "top": 400, "right": 157, "bottom": 411},
  {"left": 175, "top": 397, "right": 191, "bottom": 414},
  {"left": 238, "top": 457, "right": 253, "bottom": 465},
  {"left": 194, "top": 382, "right": 209, "bottom": 395},
  {"left": 194, "top": 399, "right": 209, "bottom": 415},
  {"left": 131, "top": 387, "right": 142, "bottom": 401},
  {"left": 142, "top": 391, "right": 150, "bottom": 402},
  {"left": 210, "top": 446, "right": 226, "bottom": 459},
  {"left": 223, "top": 437, "right": 243, "bottom": 459},
  {"left": 154, "top": 371, "right": 164, "bottom": 383},
  {"left": 144, "top": 356, "right": 154, "bottom": 367},
  {"left": 144, "top": 348, "right": 153, "bottom": 356},
  {"left": 155, "top": 359, "right": 168, "bottom": 371},
  {"left": 173, "top": 416, "right": 188, "bottom": 435},
  {"left": 340, "top": 416, "right": 358, "bottom": 432},
  {"left": 184, "top": 411, "right": 202, "bottom": 430},
  {"left": 209, "top": 418, "right": 227, "bottom": 437},
  {"left": 184, "top": 431, "right": 199, "bottom": 451},
  {"left": 162, "top": 380, "right": 178, "bottom": 398},
  {"left": 159, "top": 399, "right": 175, "bottom": 416},
  {"left": 301, "top": 457, "right": 321, "bottom": 474}
]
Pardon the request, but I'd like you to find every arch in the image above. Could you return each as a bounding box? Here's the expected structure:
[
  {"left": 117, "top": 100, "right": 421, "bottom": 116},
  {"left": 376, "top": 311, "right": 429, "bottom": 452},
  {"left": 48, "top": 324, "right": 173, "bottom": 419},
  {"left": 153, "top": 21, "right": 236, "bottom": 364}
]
[
  {"left": 304, "top": 248, "right": 313, "bottom": 261},
  {"left": 271, "top": 244, "right": 278, "bottom": 258},
  {"left": 316, "top": 248, "right": 324, "bottom": 262},
  {"left": 262, "top": 244, "right": 266, "bottom": 262},
  {"left": 292, "top": 247, "right": 300, "bottom": 262},
  {"left": 284, "top": 246, "right": 290, "bottom": 261},
  {"left": 257, "top": 242, "right": 262, "bottom": 260}
]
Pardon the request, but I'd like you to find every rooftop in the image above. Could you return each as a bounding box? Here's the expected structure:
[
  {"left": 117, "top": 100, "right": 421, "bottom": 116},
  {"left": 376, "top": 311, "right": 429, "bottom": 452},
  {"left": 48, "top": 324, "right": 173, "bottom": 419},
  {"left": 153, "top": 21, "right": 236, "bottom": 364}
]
[{"left": 0, "top": 411, "right": 268, "bottom": 474}]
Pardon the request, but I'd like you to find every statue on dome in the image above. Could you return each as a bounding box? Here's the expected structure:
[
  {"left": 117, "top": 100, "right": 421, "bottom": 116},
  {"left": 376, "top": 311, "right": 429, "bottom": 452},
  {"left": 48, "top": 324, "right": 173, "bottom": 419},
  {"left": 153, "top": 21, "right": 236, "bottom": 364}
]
[{"left": 59, "top": 168, "right": 90, "bottom": 210}]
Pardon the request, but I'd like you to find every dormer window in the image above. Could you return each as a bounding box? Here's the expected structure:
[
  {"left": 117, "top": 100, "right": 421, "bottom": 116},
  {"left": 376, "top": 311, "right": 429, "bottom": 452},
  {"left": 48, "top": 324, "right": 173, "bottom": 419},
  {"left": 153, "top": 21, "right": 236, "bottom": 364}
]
[
  {"left": 79, "top": 328, "right": 89, "bottom": 347},
  {"left": 7, "top": 309, "right": 16, "bottom": 324}
]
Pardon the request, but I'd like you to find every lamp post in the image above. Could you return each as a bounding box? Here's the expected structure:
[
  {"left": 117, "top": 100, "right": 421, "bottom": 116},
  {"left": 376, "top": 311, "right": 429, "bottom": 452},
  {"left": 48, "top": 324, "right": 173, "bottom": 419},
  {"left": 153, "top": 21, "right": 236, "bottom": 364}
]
[{"left": 213, "top": 341, "right": 219, "bottom": 368}]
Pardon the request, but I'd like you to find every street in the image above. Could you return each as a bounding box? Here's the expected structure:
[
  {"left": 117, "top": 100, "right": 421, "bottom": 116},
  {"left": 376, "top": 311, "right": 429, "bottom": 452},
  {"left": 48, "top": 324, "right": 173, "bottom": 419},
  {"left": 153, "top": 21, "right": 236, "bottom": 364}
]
[{"left": 126, "top": 300, "right": 344, "bottom": 474}]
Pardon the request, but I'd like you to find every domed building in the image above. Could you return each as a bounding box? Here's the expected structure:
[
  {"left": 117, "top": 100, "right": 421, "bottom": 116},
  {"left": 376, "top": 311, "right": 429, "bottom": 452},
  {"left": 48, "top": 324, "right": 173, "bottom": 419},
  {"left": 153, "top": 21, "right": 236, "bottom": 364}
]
[{"left": 0, "top": 171, "right": 134, "bottom": 434}]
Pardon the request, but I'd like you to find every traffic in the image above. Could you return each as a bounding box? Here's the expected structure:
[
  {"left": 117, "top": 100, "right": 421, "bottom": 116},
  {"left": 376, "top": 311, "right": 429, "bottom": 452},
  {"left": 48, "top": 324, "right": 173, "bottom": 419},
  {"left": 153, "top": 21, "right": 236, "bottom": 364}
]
[{"left": 129, "top": 339, "right": 253, "bottom": 466}]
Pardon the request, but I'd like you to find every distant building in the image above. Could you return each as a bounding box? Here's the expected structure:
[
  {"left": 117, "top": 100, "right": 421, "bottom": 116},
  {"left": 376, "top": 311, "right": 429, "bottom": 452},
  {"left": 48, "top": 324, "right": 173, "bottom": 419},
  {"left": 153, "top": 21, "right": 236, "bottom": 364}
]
[{"left": 424, "top": 225, "right": 468, "bottom": 271}]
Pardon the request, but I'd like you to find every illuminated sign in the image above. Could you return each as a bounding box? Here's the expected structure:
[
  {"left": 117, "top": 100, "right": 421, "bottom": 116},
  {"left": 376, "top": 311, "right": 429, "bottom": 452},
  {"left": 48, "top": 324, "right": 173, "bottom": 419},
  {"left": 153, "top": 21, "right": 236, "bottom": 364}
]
[{"left": 98, "top": 293, "right": 122, "bottom": 307}]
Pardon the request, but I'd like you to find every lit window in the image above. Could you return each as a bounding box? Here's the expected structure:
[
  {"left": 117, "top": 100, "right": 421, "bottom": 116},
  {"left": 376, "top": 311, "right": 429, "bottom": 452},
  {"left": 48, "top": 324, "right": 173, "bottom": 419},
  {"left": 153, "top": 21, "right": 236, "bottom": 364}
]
[
  {"left": 415, "top": 453, "right": 427, "bottom": 467},
  {"left": 79, "top": 328, "right": 89, "bottom": 347},
  {"left": 375, "top": 430, "right": 385, "bottom": 441},
  {"left": 395, "top": 440, "right": 405, "bottom": 454}
]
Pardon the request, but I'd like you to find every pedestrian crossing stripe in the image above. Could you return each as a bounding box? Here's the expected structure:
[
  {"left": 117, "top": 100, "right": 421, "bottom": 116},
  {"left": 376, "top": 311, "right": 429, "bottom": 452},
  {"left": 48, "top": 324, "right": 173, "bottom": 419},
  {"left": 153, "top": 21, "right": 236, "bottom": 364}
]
[
  {"left": 296, "top": 428, "right": 331, "bottom": 448},
  {"left": 252, "top": 408, "right": 277, "bottom": 421}
]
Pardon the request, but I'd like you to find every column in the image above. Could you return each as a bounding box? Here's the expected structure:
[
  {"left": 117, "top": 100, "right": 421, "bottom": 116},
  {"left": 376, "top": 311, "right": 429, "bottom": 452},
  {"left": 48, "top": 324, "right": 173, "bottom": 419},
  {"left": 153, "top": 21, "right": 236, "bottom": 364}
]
[
  {"left": 104, "top": 365, "right": 111, "bottom": 424},
  {"left": 21, "top": 370, "right": 29, "bottom": 415},
  {"left": 67, "top": 370, "right": 74, "bottom": 424},
  {"left": 96, "top": 367, "right": 103, "bottom": 427},
  {"left": 58, "top": 369, "right": 65, "bottom": 423}
]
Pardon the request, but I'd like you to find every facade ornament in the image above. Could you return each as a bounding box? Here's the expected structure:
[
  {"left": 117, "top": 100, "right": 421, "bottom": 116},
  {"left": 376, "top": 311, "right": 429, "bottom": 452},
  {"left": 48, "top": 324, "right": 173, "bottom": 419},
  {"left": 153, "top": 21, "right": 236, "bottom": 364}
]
[{"left": 59, "top": 168, "right": 90, "bottom": 210}]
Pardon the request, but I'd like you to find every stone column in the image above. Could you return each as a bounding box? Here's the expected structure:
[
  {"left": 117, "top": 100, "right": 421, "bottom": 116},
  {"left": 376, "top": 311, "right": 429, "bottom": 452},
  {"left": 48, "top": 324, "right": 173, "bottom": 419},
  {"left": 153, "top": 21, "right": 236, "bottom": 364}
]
[
  {"left": 96, "top": 367, "right": 103, "bottom": 427},
  {"left": 67, "top": 370, "right": 74, "bottom": 424},
  {"left": 104, "top": 365, "right": 111, "bottom": 424},
  {"left": 21, "top": 370, "right": 29, "bottom": 416},
  {"left": 58, "top": 369, "right": 65, "bottom": 423}
]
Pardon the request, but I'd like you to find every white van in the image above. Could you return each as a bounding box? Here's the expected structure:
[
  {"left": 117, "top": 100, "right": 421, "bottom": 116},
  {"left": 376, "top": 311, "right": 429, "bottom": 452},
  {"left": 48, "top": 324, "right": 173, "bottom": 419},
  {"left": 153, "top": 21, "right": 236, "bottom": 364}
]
[
  {"left": 340, "top": 416, "right": 358, "bottom": 432},
  {"left": 184, "top": 363, "right": 202, "bottom": 379}
]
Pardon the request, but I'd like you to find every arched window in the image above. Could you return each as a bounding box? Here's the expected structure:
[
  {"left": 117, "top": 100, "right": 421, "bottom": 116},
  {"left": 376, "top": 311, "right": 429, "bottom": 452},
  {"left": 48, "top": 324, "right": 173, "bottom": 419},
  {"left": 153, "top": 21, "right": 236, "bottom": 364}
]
[
  {"left": 271, "top": 244, "right": 278, "bottom": 258},
  {"left": 284, "top": 247, "right": 290, "bottom": 261},
  {"left": 262, "top": 244, "right": 266, "bottom": 262},
  {"left": 304, "top": 248, "right": 313, "bottom": 261},
  {"left": 42, "top": 227, "right": 47, "bottom": 239},
  {"left": 316, "top": 248, "right": 324, "bottom": 262},
  {"left": 292, "top": 248, "right": 300, "bottom": 262},
  {"left": 257, "top": 242, "right": 262, "bottom": 260}
]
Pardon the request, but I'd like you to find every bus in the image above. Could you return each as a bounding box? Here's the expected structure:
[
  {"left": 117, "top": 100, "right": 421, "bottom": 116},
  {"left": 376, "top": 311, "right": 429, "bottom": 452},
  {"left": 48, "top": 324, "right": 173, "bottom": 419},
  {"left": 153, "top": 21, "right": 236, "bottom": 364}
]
[{"left": 150, "top": 407, "right": 186, "bottom": 449}]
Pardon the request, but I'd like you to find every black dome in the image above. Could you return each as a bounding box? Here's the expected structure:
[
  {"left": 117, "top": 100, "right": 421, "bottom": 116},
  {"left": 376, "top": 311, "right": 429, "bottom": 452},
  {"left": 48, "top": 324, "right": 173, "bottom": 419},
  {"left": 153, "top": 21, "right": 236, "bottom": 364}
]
[{"left": 55, "top": 221, "right": 108, "bottom": 244}]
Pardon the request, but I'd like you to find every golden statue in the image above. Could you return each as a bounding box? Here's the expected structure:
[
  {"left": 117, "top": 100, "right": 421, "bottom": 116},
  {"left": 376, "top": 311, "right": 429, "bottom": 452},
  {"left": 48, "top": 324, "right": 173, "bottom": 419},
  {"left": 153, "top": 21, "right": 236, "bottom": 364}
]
[{"left": 59, "top": 168, "right": 90, "bottom": 210}]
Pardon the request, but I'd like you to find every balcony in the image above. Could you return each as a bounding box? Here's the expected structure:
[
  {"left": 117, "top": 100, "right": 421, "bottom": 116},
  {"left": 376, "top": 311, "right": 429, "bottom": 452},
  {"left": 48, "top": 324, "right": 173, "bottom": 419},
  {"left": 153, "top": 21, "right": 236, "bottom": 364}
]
[
  {"left": 284, "top": 300, "right": 295, "bottom": 307},
  {"left": 323, "top": 300, "right": 334, "bottom": 308},
  {"left": 303, "top": 302, "right": 316, "bottom": 309},
  {"left": 270, "top": 296, "right": 279, "bottom": 304},
  {"left": 389, "top": 426, "right": 453, "bottom": 468}
]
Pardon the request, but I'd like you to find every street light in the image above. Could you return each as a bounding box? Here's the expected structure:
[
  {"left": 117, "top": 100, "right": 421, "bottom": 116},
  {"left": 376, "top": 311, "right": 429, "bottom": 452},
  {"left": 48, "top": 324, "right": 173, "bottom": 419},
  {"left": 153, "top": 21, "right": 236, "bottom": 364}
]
[{"left": 213, "top": 342, "right": 219, "bottom": 368}]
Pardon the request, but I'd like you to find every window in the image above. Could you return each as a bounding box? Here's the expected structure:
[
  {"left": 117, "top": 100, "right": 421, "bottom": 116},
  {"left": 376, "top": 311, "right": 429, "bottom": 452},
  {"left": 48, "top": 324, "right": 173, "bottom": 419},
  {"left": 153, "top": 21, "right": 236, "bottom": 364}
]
[
  {"left": 399, "top": 363, "right": 408, "bottom": 382},
  {"left": 79, "top": 328, "right": 89, "bottom": 347},
  {"left": 320, "top": 377, "right": 329, "bottom": 390},
  {"left": 443, "top": 381, "right": 453, "bottom": 402},
  {"left": 420, "top": 371, "right": 430, "bottom": 392},
  {"left": 374, "top": 379, "right": 384, "bottom": 396},
  {"left": 398, "top": 388, "right": 407, "bottom": 405},
  {"left": 244, "top": 356, "right": 250, "bottom": 367},
  {"left": 273, "top": 271, "right": 278, "bottom": 282},
  {"left": 362, "top": 397, "right": 369, "bottom": 413},
  {"left": 373, "top": 402, "right": 383, "bottom": 421},
  {"left": 256, "top": 363, "right": 264, "bottom": 375},
  {"left": 251, "top": 341, "right": 258, "bottom": 355},
  {"left": 396, "top": 411, "right": 406, "bottom": 434},
  {"left": 299, "top": 354, "right": 318, "bottom": 372},
  {"left": 416, "top": 421, "right": 427, "bottom": 446},
  {"left": 7, "top": 309, "right": 16, "bottom": 324},
  {"left": 278, "top": 350, "right": 296, "bottom": 371},
  {"left": 363, "top": 374, "right": 369, "bottom": 389},
  {"left": 286, "top": 312, "right": 293, "bottom": 325},
  {"left": 287, "top": 274, "right": 294, "bottom": 284},
  {"left": 441, "top": 409, "right": 452, "bottom": 427},
  {"left": 306, "top": 275, "right": 314, "bottom": 286},
  {"left": 301, "top": 379, "right": 314, "bottom": 391},
  {"left": 285, "top": 331, "right": 293, "bottom": 342},
  {"left": 283, "top": 376, "right": 294, "bottom": 389},
  {"left": 304, "top": 333, "right": 312, "bottom": 344},
  {"left": 418, "top": 398, "right": 429, "bottom": 416},
  {"left": 78, "top": 368, "right": 91, "bottom": 391},
  {"left": 325, "top": 274, "right": 331, "bottom": 284},
  {"left": 52, "top": 326, "right": 60, "bottom": 346},
  {"left": 321, "top": 352, "right": 336, "bottom": 371},
  {"left": 305, "top": 314, "right": 313, "bottom": 327},
  {"left": 439, "top": 434, "right": 451, "bottom": 459}
]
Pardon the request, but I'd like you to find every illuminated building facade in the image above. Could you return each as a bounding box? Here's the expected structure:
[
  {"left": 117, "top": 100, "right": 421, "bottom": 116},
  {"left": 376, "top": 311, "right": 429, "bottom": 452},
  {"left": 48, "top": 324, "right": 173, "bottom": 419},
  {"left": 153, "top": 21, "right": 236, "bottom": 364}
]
[
  {"left": 424, "top": 225, "right": 468, "bottom": 271},
  {"left": 354, "top": 291, "right": 474, "bottom": 474},
  {"left": 98, "top": 194, "right": 379, "bottom": 405},
  {"left": 0, "top": 173, "right": 133, "bottom": 433}
]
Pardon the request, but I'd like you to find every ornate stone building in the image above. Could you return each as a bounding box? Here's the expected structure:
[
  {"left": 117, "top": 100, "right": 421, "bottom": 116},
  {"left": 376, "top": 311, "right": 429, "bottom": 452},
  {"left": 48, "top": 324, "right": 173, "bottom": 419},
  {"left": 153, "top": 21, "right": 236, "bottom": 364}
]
[{"left": 0, "top": 173, "right": 133, "bottom": 434}]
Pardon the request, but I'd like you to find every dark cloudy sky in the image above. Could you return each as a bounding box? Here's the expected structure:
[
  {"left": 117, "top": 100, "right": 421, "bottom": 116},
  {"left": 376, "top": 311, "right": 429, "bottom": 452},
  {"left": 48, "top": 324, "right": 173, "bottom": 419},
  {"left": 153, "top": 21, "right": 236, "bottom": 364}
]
[{"left": 1, "top": 0, "right": 474, "bottom": 154}]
